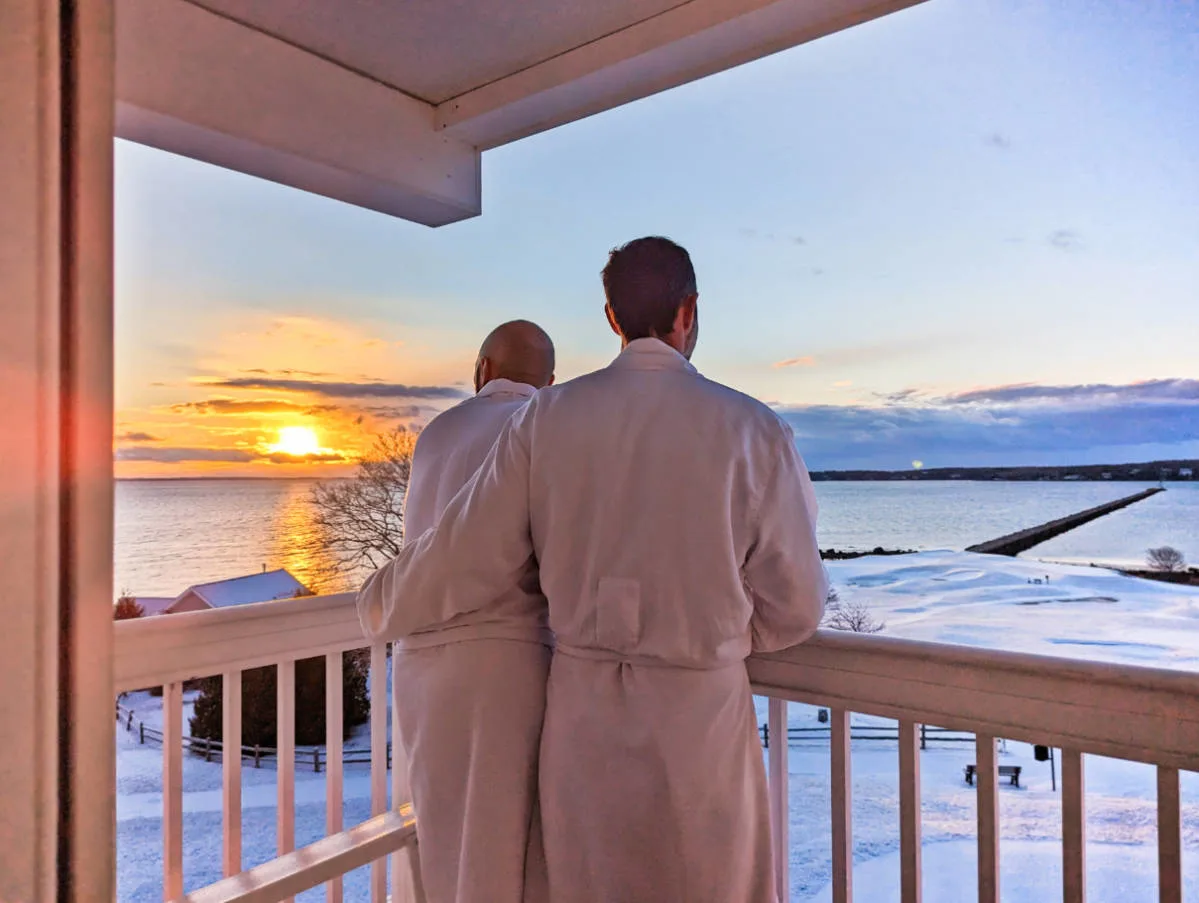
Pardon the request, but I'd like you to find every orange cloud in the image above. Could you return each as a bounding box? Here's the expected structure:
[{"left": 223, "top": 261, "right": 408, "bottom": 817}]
[
  {"left": 171, "top": 398, "right": 335, "bottom": 415},
  {"left": 114, "top": 313, "right": 467, "bottom": 478},
  {"left": 773, "top": 356, "right": 817, "bottom": 369}
]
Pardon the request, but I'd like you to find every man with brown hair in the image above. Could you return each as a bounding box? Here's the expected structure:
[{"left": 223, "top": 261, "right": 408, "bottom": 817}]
[{"left": 359, "top": 238, "right": 826, "bottom": 902}]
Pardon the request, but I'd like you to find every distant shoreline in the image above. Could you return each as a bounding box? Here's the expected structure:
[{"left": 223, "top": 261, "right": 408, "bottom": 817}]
[
  {"left": 811, "top": 458, "right": 1196, "bottom": 483},
  {"left": 116, "top": 475, "right": 322, "bottom": 482},
  {"left": 117, "top": 457, "right": 1198, "bottom": 483}
]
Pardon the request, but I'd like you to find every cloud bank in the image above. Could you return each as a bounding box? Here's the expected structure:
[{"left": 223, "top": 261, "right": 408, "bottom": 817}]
[
  {"left": 115, "top": 446, "right": 349, "bottom": 464},
  {"left": 210, "top": 377, "right": 467, "bottom": 400},
  {"left": 172, "top": 398, "right": 336, "bottom": 415},
  {"left": 778, "top": 379, "right": 1199, "bottom": 470},
  {"left": 115, "top": 447, "right": 259, "bottom": 463}
]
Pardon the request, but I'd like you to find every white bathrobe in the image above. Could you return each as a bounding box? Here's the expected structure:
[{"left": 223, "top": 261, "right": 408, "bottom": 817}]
[
  {"left": 360, "top": 378, "right": 551, "bottom": 903},
  {"left": 359, "top": 340, "right": 827, "bottom": 903}
]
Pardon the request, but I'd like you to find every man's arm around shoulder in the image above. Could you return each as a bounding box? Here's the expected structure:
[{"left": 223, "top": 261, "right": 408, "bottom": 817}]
[{"left": 356, "top": 407, "right": 536, "bottom": 641}]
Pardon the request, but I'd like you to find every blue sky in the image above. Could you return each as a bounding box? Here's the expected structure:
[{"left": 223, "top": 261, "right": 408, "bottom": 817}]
[{"left": 114, "top": 0, "right": 1199, "bottom": 474}]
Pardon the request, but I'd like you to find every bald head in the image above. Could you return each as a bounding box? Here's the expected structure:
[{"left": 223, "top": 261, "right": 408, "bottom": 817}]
[{"left": 474, "top": 320, "right": 555, "bottom": 393}]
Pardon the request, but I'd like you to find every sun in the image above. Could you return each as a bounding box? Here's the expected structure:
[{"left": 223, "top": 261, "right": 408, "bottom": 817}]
[{"left": 270, "top": 426, "right": 321, "bottom": 457}]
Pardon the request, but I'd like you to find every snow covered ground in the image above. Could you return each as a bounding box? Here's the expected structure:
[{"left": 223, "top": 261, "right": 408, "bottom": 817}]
[
  {"left": 116, "top": 552, "right": 1199, "bottom": 900},
  {"left": 116, "top": 688, "right": 389, "bottom": 901},
  {"left": 808, "top": 839, "right": 1199, "bottom": 902},
  {"left": 758, "top": 719, "right": 1199, "bottom": 900},
  {"left": 829, "top": 550, "right": 1199, "bottom": 670}
]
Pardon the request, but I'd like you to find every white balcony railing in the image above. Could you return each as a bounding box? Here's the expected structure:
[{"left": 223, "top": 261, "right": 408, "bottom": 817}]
[
  {"left": 750, "top": 632, "right": 1199, "bottom": 903},
  {"left": 115, "top": 594, "right": 1199, "bottom": 902},
  {"left": 114, "top": 593, "right": 421, "bottom": 903}
]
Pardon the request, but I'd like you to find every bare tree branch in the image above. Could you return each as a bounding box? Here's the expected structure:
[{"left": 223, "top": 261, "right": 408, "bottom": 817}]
[
  {"left": 1146, "top": 546, "right": 1186, "bottom": 573},
  {"left": 822, "top": 586, "right": 885, "bottom": 634},
  {"left": 308, "top": 426, "right": 419, "bottom": 587}
]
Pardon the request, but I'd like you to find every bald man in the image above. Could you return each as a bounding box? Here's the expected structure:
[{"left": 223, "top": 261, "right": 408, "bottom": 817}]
[{"left": 384, "top": 320, "right": 554, "bottom": 903}]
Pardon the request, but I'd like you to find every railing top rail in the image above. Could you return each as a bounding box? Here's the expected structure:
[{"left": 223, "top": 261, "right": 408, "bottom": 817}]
[
  {"left": 769, "top": 629, "right": 1199, "bottom": 696},
  {"left": 749, "top": 632, "right": 1199, "bottom": 770},
  {"left": 114, "top": 592, "right": 360, "bottom": 693},
  {"left": 115, "top": 593, "right": 1199, "bottom": 768}
]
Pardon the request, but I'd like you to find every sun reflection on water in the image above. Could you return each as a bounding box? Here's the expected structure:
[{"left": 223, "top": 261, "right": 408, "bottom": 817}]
[{"left": 266, "top": 482, "right": 346, "bottom": 594}]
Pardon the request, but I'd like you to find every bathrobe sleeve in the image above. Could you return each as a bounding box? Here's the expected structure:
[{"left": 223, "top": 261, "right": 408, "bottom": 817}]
[
  {"left": 357, "top": 407, "right": 536, "bottom": 641},
  {"left": 744, "top": 422, "right": 829, "bottom": 652}
]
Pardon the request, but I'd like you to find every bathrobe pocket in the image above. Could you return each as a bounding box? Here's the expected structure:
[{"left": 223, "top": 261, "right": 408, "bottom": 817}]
[{"left": 595, "top": 577, "right": 642, "bottom": 652}]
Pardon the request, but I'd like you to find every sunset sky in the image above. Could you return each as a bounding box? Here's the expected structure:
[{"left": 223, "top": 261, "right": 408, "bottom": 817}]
[{"left": 114, "top": 0, "right": 1199, "bottom": 477}]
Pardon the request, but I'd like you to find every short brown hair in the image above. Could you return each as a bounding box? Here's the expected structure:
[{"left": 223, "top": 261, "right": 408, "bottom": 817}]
[{"left": 601, "top": 237, "right": 697, "bottom": 341}]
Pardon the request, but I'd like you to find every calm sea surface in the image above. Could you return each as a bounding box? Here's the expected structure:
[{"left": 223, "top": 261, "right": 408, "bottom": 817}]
[{"left": 114, "top": 479, "right": 1199, "bottom": 598}]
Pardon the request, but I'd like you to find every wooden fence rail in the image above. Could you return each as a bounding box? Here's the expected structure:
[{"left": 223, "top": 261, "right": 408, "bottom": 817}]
[
  {"left": 760, "top": 720, "right": 979, "bottom": 748},
  {"left": 115, "top": 702, "right": 391, "bottom": 773},
  {"left": 120, "top": 697, "right": 973, "bottom": 770}
]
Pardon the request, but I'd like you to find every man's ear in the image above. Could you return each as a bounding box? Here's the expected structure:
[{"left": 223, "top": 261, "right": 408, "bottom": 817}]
[
  {"left": 604, "top": 303, "right": 622, "bottom": 338},
  {"left": 675, "top": 294, "right": 698, "bottom": 333},
  {"left": 548, "top": 373, "right": 556, "bottom": 387}
]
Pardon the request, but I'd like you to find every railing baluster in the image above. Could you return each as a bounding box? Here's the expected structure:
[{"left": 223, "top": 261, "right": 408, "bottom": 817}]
[
  {"left": 1062, "top": 749, "right": 1085, "bottom": 903},
  {"left": 898, "top": 720, "right": 922, "bottom": 903},
  {"left": 1157, "top": 766, "right": 1182, "bottom": 903},
  {"left": 768, "top": 697, "right": 790, "bottom": 901},
  {"left": 975, "top": 734, "right": 999, "bottom": 903},
  {"left": 326, "top": 652, "right": 345, "bottom": 903},
  {"left": 163, "top": 681, "right": 184, "bottom": 901},
  {"left": 222, "top": 670, "right": 242, "bottom": 877},
  {"left": 370, "top": 641, "right": 389, "bottom": 903},
  {"left": 391, "top": 642, "right": 418, "bottom": 903},
  {"left": 830, "top": 708, "right": 852, "bottom": 903},
  {"left": 278, "top": 658, "right": 297, "bottom": 903}
]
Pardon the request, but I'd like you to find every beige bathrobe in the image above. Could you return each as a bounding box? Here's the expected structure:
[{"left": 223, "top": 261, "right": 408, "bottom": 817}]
[
  {"left": 360, "top": 378, "right": 551, "bottom": 903},
  {"left": 359, "top": 339, "right": 827, "bottom": 903}
]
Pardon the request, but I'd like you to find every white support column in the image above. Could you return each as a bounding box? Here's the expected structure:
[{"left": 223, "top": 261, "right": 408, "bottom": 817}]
[
  {"left": 222, "top": 670, "right": 242, "bottom": 877},
  {"left": 164, "top": 682, "right": 185, "bottom": 900},
  {"left": 830, "top": 709, "right": 853, "bottom": 903},
  {"left": 391, "top": 643, "right": 417, "bottom": 903},
  {"left": 975, "top": 735, "right": 1000, "bottom": 903},
  {"left": 0, "top": 2, "right": 115, "bottom": 901},
  {"left": 898, "top": 721, "right": 922, "bottom": 903},
  {"left": 370, "top": 642, "right": 389, "bottom": 902},
  {"left": 326, "top": 653, "right": 345, "bottom": 903},
  {"left": 1157, "top": 766, "right": 1181, "bottom": 903},
  {"left": 277, "top": 659, "right": 297, "bottom": 903},
  {"left": 1061, "top": 750, "right": 1086, "bottom": 903},
  {"left": 768, "top": 697, "right": 790, "bottom": 901}
]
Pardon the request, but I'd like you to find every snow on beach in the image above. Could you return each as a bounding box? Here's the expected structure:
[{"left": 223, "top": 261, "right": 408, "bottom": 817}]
[
  {"left": 116, "top": 551, "right": 1199, "bottom": 900},
  {"left": 828, "top": 550, "right": 1199, "bottom": 670}
]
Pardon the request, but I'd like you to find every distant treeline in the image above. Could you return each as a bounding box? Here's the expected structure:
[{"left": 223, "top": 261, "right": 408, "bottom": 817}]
[{"left": 810, "top": 459, "right": 1198, "bottom": 483}]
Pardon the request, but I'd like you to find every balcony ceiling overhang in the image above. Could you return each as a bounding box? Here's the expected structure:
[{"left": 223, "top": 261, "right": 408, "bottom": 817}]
[{"left": 115, "top": 0, "right": 924, "bottom": 225}]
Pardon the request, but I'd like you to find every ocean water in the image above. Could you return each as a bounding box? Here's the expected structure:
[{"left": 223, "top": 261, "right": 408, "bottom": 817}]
[
  {"left": 813, "top": 480, "right": 1199, "bottom": 567},
  {"left": 114, "top": 478, "right": 1199, "bottom": 598}
]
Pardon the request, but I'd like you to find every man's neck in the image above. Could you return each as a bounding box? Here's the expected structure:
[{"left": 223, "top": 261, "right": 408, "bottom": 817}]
[{"left": 623, "top": 334, "right": 685, "bottom": 355}]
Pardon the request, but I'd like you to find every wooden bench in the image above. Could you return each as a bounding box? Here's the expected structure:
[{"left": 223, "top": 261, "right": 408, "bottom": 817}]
[{"left": 964, "top": 764, "right": 1022, "bottom": 788}]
